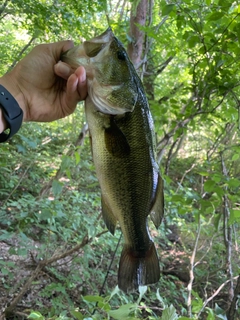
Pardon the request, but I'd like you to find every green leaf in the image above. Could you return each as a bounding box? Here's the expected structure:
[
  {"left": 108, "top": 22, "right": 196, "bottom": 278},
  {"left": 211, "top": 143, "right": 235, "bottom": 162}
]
[
  {"left": 75, "top": 151, "right": 81, "bottom": 165},
  {"left": 214, "top": 213, "right": 222, "bottom": 230},
  {"left": 1, "top": 268, "right": 10, "bottom": 275},
  {"left": 204, "top": 180, "right": 216, "bottom": 192},
  {"left": 229, "top": 209, "right": 240, "bottom": 224},
  {"left": 70, "top": 310, "right": 84, "bottom": 320},
  {"left": 27, "top": 311, "right": 45, "bottom": 320},
  {"left": 208, "top": 11, "right": 225, "bottom": 20},
  {"left": 109, "top": 285, "right": 120, "bottom": 300},
  {"left": 206, "top": 307, "right": 215, "bottom": 320},
  {"left": 214, "top": 186, "right": 224, "bottom": 198},
  {"left": 227, "top": 178, "right": 240, "bottom": 188},
  {"left": 232, "top": 153, "right": 239, "bottom": 161},
  {"left": 192, "top": 295, "right": 203, "bottom": 313},
  {"left": 61, "top": 155, "right": 72, "bottom": 172},
  {"left": 188, "top": 35, "right": 200, "bottom": 48},
  {"left": 171, "top": 195, "right": 183, "bottom": 202},
  {"left": 16, "top": 144, "right": 26, "bottom": 153},
  {"left": 108, "top": 303, "right": 137, "bottom": 320},
  {"left": 162, "top": 4, "right": 175, "bottom": 16},
  {"left": 199, "top": 171, "right": 210, "bottom": 176},
  {"left": 156, "top": 289, "right": 166, "bottom": 308},
  {"left": 52, "top": 179, "right": 63, "bottom": 196},
  {"left": 160, "top": 305, "right": 178, "bottom": 320},
  {"left": 83, "top": 295, "right": 104, "bottom": 303},
  {"left": 137, "top": 285, "right": 148, "bottom": 304},
  {"left": 214, "top": 303, "right": 228, "bottom": 319}
]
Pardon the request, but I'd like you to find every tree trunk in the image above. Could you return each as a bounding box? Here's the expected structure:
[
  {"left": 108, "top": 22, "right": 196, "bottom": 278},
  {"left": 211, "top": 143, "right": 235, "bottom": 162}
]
[{"left": 127, "top": 0, "right": 148, "bottom": 67}]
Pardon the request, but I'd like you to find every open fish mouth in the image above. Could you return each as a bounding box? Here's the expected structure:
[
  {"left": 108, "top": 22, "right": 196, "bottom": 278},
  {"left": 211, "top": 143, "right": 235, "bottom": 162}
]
[{"left": 61, "top": 27, "right": 138, "bottom": 115}]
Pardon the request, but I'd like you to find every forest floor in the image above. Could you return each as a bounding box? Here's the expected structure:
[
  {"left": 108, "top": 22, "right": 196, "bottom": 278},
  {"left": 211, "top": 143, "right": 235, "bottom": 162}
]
[{"left": 0, "top": 228, "right": 234, "bottom": 320}]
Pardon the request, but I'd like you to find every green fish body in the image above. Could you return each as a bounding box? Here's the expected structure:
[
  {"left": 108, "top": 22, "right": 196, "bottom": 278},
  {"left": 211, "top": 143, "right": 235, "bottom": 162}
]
[{"left": 62, "top": 28, "right": 164, "bottom": 292}]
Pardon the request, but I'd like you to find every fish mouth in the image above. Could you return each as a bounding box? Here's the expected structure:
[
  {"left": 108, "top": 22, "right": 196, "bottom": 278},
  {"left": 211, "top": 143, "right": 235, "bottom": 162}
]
[
  {"left": 61, "top": 27, "right": 114, "bottom": 67},
  {"left": 61, "top": 27, "right": 138, "bottom": 115},
  {"left": 83, "top": 27, "right": 114, "bottom": 58}
]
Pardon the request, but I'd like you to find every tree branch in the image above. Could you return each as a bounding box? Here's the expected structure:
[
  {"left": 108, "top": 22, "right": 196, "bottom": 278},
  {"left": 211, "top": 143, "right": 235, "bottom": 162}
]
[
  {"left": 187, "top": 213, "right": 201, "bottom": 317},
  {"left": 220, "top": 152, "right": 234, "bottom": 305},
  {"left": 0, "top": 0, "right": 8, "bottom": 19},
  {"left": 7, "top": 37, "right": 36, "bottom": 71},
  {"left": 198, "top": 276, "right": 239, "bottom": 317},
  {"left": 4, "top": 229, "right": 107, "bottom": 316},
  {"left": 227, "top": 275, "right": 240, "bottom": 320}
]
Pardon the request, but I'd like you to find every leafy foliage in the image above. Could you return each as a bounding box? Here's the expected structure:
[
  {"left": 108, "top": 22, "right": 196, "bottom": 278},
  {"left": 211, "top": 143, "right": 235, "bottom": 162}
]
[{"left": 0, "top": 0, "right": 240, "bottom": 319}]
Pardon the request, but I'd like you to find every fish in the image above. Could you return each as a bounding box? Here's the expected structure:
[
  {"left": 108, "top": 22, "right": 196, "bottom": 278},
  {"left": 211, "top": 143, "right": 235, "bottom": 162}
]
[{"left": 61, "top": 28, "right": 164, "bottom": 293}]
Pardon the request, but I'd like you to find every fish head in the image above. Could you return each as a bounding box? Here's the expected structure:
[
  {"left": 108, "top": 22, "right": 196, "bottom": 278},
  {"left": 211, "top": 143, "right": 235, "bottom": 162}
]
[{"left": 61, "top": 28, "right": 139, "bottom": 115}]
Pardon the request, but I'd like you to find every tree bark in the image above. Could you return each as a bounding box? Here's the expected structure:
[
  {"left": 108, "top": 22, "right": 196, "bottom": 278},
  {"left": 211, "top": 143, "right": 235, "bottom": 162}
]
[{"left": 127, "top": 0, "right": 148, "bottom": 67}]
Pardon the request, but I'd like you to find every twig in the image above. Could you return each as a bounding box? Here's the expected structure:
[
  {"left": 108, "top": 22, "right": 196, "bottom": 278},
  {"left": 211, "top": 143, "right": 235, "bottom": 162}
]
[
  {"left": 198, "top": 276, "right": 239, "bottom": 317},
  {"left": 187, "top": 213, "right": 201, "bottom": 317},
  {"left": 176, "top": 163, "right": 196, "bottom": 193},
  {"left": 0, "top": 0, "right": 8, "bottom": 18},
  {"left": 2, "top": 157, "right": 37, "bottom": 205},
  {"left": 227, "top": 275, "right": 240, "bottom": 320},
  {"left": 4, "top": 230, "right": 107, "bottom": 316},
  {"left": 220, "top": 152, "right": 234, "bottom": 304},
  {"left": 99, "top": 232, "right": 122, "bottom": 297},
  {"left": 7, "top": 37, "right": 36, "bottom": 71}
]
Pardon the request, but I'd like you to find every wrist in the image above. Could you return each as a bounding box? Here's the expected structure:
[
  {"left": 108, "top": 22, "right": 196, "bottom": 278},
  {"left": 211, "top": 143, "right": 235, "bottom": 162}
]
[
  {"left": 0, "top": 83, "right": 24, "bottom": 142},
  {"left": 0, "top": 107, "right": 8, "bottom": 133}
]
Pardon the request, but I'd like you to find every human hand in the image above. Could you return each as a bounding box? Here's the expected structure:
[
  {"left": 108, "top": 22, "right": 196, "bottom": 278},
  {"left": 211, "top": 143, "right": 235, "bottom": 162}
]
[{"left": 0, "top": 41, "right": 87, "bottom": 123}]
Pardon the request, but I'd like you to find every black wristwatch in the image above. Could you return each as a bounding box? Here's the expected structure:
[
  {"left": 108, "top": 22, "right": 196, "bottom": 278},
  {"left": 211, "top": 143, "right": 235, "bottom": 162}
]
[{"left": 0, "top": 85, "right": 23, "bottom": 143}]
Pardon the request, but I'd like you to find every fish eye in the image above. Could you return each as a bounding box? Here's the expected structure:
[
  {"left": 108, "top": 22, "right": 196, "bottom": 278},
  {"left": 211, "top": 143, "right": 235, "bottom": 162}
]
[{"left": 117, "top": 50, "right": 126, "bottom": 61}]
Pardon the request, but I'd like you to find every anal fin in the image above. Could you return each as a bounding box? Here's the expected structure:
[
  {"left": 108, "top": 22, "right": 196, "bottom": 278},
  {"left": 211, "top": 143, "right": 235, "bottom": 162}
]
[
  {"left": 150, "top": 174, "right": 164, "bottom": 228},
  {"left": 101, "top": 194, "right": 117, "bottom": 235}
]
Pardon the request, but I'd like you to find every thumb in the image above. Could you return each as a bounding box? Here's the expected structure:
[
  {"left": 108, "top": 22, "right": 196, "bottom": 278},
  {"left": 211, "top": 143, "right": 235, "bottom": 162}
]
[{"left": 50, "top": 40, "right": 75, "bottom": 61}]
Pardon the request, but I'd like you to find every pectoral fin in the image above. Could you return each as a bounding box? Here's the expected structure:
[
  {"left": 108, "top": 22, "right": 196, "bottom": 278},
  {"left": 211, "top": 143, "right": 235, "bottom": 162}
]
[
  {"left": 150, "top": 174, "right": 164, "bottom": 228},
  {"left": 104, "top": 117, "right": 130, "bottom": 157},
  {"left": 101, "top": 194, "right": 117, "bottom": 235}
]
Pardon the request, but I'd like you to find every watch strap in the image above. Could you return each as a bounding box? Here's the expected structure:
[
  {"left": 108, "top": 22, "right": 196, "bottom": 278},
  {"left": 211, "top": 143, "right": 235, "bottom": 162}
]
[{"left": 0, "top": 84, "right": 23, "bottom": 142}]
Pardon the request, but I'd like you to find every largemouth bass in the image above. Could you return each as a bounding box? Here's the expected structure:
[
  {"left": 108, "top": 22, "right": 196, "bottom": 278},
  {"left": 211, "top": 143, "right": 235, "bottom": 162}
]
[{"left": 62, "top": 28, "right": 164, "bottom": 293}]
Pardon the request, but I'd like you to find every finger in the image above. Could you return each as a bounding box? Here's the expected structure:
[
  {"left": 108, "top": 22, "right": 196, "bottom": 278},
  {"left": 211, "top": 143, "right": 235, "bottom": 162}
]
[
  {"left": 66, "top": 67, "right": 87, "bottom": 101},
  {"left": 64, "top": 73, "right": 84, "bottom": 115},
  {"left": 54, "top": 61, "right": 74, "bottom": 80},
  {"left": 75, "top": 66, "right": 87, "bottom": 100}
]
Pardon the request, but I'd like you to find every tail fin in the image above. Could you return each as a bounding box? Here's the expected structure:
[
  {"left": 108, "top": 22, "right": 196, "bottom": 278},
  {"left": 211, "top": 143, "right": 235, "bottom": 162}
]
[{"left": 118, "top": 242, "right": 160, "bottom": 293}]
